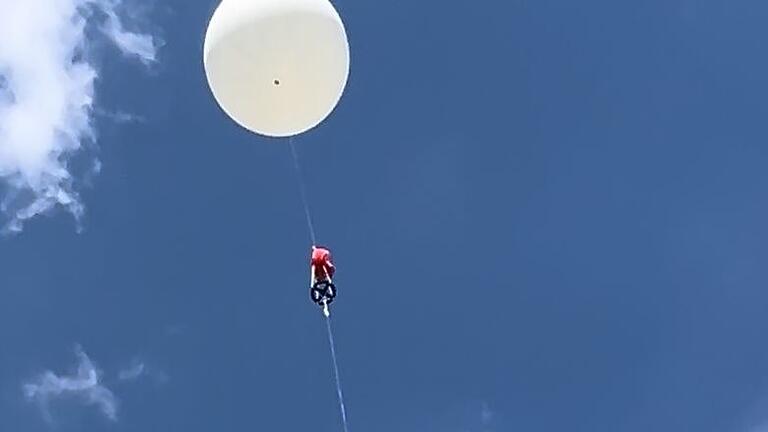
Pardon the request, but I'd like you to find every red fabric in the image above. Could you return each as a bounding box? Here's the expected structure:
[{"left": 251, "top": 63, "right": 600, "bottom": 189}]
[{"left": 311, "top": 247, "right": 336, "bottom": 280}]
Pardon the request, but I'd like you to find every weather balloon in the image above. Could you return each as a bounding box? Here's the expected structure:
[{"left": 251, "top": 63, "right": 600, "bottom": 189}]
[{"left": 203, "top": 0, "right": 350, "bottom": 137}]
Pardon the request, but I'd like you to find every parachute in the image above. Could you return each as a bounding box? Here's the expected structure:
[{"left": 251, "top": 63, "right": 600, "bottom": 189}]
[{"left": 203, "top": 0, "right": 350, "bottom": 137}]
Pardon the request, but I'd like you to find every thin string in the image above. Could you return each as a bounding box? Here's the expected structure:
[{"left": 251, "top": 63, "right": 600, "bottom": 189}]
[
  {"left": 289, "top": 137, "right": 348, "bottom": 431},
  {"left": 288, "top": 137, "right": 317, "bottom": 246},
  {"left": 326, "top": 314, "right": 350, "bottom": 432}
]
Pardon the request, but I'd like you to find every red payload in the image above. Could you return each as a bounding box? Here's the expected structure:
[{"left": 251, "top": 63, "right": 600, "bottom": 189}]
[{"left": 311, "top": 246, "right": 336, "bottom": 281}]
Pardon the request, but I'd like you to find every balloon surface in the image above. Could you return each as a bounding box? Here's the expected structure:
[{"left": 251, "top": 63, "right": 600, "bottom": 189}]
[{"left": 203, "top": 0, "right": 350, "bottom": 137}]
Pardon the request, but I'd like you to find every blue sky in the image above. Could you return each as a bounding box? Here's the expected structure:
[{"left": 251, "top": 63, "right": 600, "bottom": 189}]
[{"left": 2, "top": 0, "right": 768, "bottom": 431}]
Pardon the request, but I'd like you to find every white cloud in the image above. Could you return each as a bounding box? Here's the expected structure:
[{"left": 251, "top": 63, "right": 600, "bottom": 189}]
[
  {"left": 118, "top": 357, "right": 169, "bottom": 386},
  {"left": 0, "top": 0, "right": 159, "bottom": 233},
  {"left": 23, "top": 346, "right": 118, "bottom": 422},
  {"left": 118, "top": 359, "right": 145, "bottom": 381},
  {"left": 95, "top": 108, "right": 146, "bottom": 124},
  {"left": 101, "top": 5, "right": 159, "bottom": 65},
  {"left": 480, "top": 401, "right": 493, "bottom": 425}
]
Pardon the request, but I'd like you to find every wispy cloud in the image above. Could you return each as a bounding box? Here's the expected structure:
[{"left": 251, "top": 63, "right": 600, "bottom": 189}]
[
  {"left": 0, "top": 0, "right": 159, "bottom": 233},
  {"left": 118, "top": 357, "right": 169, "bottom": 385},
  {"left": 23, "top": 346, "right": 118, "bottom": 422},
  {"left": 480, "top": 401, "right": 494, "bottom": 426},
  {"left": 95, "top": 108, "right": 146, "bottom": 124},
  {"left": 101, "top": 3, "right": 159, "bottom": 65},
  {"left": 118, "top": 359, "right": 146, "bottom": 381}
]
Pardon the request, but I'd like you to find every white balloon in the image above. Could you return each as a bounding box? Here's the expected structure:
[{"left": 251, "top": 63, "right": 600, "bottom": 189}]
[{"left": 203, "top": 0, "right": 350, "bottom": 137}]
